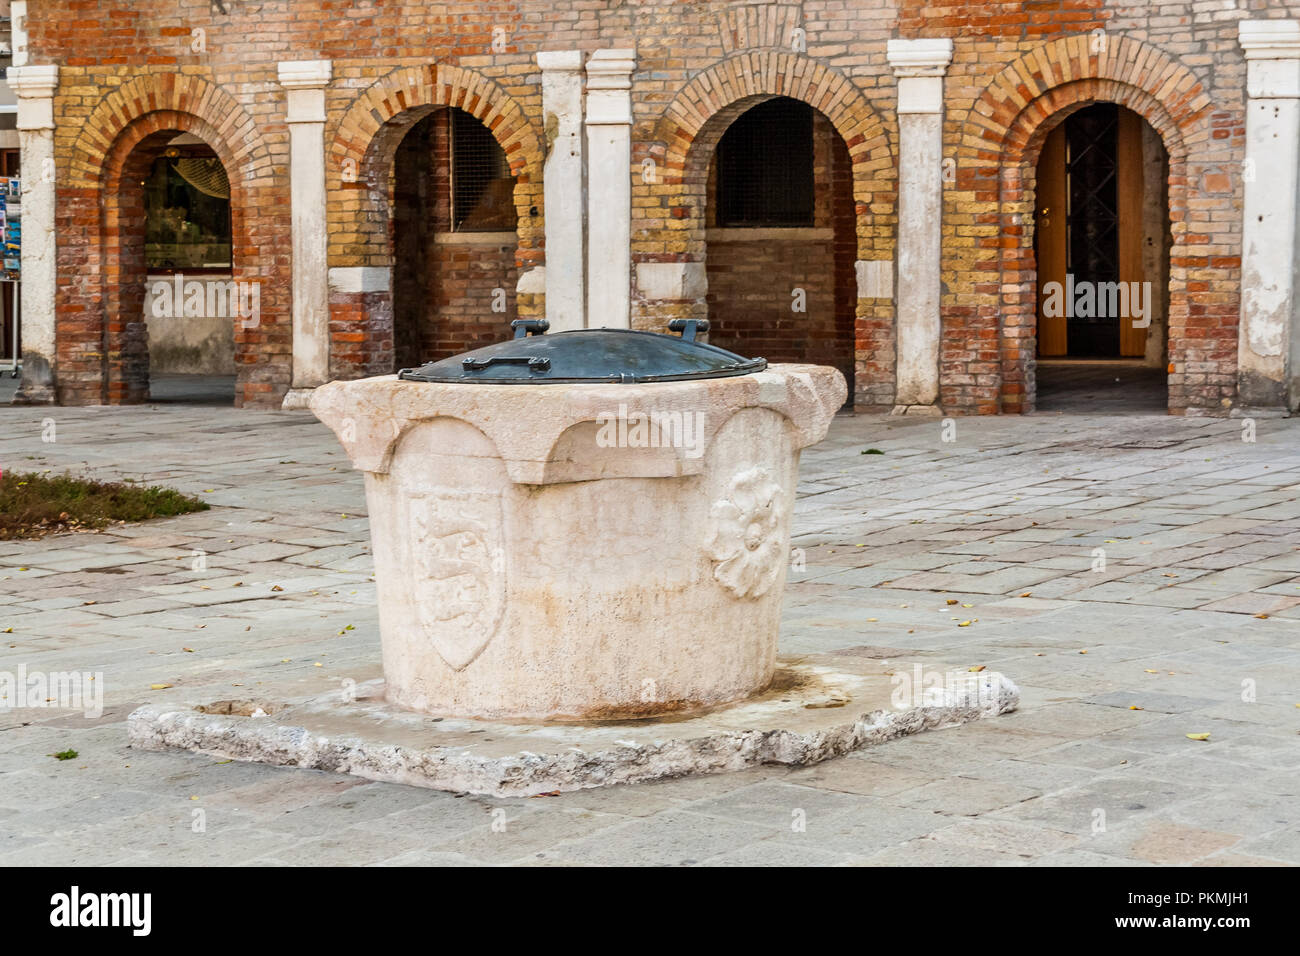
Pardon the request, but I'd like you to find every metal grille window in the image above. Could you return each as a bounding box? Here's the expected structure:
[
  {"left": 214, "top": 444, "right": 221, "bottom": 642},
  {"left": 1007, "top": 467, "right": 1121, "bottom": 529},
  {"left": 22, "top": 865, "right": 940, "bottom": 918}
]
[
  {"left": 715, "top": 98, "right": 815, "bottom": 228},
  {"left": 450, "top": 108, "right": 516, "bottom": 231}
]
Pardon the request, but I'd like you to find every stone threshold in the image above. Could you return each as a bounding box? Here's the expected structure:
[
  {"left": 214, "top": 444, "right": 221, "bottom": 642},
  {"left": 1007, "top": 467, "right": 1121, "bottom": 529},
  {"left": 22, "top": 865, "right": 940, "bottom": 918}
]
[{"left": 127, "top": 656, "right": 1019, "bottom": 798}]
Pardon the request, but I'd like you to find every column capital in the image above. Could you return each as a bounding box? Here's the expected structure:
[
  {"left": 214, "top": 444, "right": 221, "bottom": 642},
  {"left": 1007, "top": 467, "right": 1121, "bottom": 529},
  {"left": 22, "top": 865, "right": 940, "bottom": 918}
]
[
  {"left": 1239, "top": 20, "right": 1300, "bottom": 58},
  {"left": 8, "top": 64, "right": 59, "bottom": 131},
  {"left": 277, "top": 59, "right": 333, "bottom": 88},
  {"left": 7, "top": 63, "right": 59, "bottom": 99},
  {"left": 278, "top": 60, "right": 332, "bottom": 124},
  {"left": 586, "top": 48, "right": 636, "bottom": 83},
  {"left": 886, "top": 38, "right": 954, "bottom": 77},
  {"left": 1240, "top": 21, "right": 1300, "bottom": 99},
  {"left": 537, "top": 50, "right": 584, "bottom": 73},
  {"left": 585, "top": 49, "right": 635, "bottom": 126}
]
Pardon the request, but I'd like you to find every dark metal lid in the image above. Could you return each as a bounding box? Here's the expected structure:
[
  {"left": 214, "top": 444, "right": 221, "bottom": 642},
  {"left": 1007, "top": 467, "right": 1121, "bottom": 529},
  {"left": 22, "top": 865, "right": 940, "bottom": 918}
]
[{"left": 397, "top": 319, "right": 767, "bottom": 384}]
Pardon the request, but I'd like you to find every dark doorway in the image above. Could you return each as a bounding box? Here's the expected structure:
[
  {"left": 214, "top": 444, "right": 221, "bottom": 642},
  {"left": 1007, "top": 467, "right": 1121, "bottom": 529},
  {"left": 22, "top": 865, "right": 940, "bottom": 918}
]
[{"left": 1035, "top": 102, "right": 1170, "bottom": 410}]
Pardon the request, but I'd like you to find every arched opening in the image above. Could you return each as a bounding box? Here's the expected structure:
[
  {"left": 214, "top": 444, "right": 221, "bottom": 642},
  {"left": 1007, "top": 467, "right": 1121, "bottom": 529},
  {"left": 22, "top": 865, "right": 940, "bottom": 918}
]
[
  {"left": 1033, "top": 103, "right": 1171, "bottom": 412},
  {"left": 702, "top": 97, "right": 856, "bottom": 397},
  {"left": 109, "top": 130, "right": 240, "bottom": 405},
  {"left": 389, "top": 107, "right": 519, "bottom": 372}
]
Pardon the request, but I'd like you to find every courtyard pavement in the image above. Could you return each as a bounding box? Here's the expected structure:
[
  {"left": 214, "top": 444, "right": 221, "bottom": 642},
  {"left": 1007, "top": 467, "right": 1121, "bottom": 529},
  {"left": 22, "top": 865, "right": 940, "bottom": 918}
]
[{"left": 1, "top": 397, "right": 1297, "bottom": 866}]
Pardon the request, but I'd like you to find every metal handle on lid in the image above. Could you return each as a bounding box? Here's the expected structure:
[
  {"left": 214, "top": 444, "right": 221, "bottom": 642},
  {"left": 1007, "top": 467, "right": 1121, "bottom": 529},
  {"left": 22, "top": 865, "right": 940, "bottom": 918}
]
[
  {"left": 668, "top": 319, "right": 710, "bottom": 342},
  {"left": 462, "top": 355, "right": 552, "bottom": 372},
  {"left": 511, "top": 319, "right": 551, "bottom": 339}
]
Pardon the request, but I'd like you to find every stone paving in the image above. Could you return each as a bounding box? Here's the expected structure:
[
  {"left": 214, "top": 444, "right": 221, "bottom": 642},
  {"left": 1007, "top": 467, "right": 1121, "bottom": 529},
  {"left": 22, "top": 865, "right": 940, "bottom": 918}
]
[{"left": 1, "top": 398, "right": 1297, "bottom": 866}]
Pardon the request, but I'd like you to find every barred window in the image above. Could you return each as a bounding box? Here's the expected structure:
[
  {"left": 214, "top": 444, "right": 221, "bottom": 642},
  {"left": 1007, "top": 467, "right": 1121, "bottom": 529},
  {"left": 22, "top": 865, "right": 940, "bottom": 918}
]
[
  {"left": 715, "top": 98, "right": 815, "bottom": 228},
  {"left": 450, "top": 109, "right": 516, "bottom": 231}
]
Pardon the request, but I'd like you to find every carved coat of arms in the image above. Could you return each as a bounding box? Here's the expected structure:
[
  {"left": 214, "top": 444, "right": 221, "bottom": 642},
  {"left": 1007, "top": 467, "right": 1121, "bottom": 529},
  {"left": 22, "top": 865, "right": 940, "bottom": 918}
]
[{"left": 407, "top": 490, "right": 505, "bottom": 670}]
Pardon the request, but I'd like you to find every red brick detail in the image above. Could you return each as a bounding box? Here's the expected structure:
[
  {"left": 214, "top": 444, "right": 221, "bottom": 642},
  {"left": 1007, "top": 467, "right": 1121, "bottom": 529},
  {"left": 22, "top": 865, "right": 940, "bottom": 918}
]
[
  {"left": 326, "top": 64, "right": 543, "bottom": 377},
  {"left": 646, "top": 52, "right": 895, "bottom": 408},
  {"left": 60, "top": 75, "right": 283, "bottom": 407},
  {"left": 954, "top": 37, "right": 1226, "bottom": 414}
]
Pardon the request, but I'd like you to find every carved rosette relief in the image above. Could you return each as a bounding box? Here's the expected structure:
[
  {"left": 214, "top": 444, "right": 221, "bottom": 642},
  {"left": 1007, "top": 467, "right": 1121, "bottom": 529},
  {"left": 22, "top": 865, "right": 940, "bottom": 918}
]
[
  {"left": 408, "top": 490, "right": 505, "bottom": 670},
  {"left": 708, "top": 467, "right": 786, "bottom": 599}
]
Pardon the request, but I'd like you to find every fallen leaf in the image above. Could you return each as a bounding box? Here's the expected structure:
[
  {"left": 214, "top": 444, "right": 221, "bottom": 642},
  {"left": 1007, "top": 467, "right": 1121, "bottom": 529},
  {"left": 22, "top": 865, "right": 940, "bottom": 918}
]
[
  {"left": 946, "top": 599, "right": 958, "bottom": 606},
  {"left": 958, "top": 621, "right": 971, "bottom": 627},
  {"left": 270, "top": 585, "right": 284, "bottom": 592},
  {"left": 968, "top": 665, "right": 986, "bottom": 672},
  {"left": 1129, "top": 705, "right": 1143, "bottom": 710},
  {"left": 1019, "top": 592, "right": 1032, "bottom": 598},
  {"left": 1144, "top": 669, "right": 1158, "bottom": 674},
  {"left": 150, "top": 683, "right": 171, "bottom": 690},
  {"left": 1186, "top": 733, "right": 1210, "bottom": 741}
]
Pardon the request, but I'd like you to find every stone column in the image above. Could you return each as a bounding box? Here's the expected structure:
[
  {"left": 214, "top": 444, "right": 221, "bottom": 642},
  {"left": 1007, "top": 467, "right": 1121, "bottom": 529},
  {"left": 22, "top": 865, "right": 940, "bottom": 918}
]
[
  {"left": 277, "top": 59, "right": 332, "bottom": 406},
  {"left": 584, "top": 49, "right": 635, "bottom": 329},
  {"left": 9, "top": 63, "right": 59, "bottom": 405},
  {"left": 11, "top": 2, "right": 29, "bottom": 66},
  {"left": 887, "top": 38, "right": 953, "bottom": 414},
  {"left": 1237, "top": 21, "right": 1300, "bottom": 412},
  {"left": 538, "top": 51, "right": 586, "bottom": 332}
]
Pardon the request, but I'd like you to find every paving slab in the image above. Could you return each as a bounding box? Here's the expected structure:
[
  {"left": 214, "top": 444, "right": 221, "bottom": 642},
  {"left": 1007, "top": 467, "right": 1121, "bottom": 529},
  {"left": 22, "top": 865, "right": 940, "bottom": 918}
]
[{"left": 1, "top": 403, "right": 1298, "bottom": 864}]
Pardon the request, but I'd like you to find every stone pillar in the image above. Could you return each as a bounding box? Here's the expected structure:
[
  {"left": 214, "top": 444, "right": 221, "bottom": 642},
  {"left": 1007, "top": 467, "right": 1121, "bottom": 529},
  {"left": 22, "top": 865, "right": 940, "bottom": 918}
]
[
  {"left": 538, "top": 51, "right": 586, "bottom": 332},
  {"left": 1238, "top": 21, "right": 1300, "bottom": 412},
  {"left": 887, "top": 38, "right": 953, "bottom": 413},
  {"left": 11, "top": 2, "right": 29, "bottom": 66},
  {"left": 9, "top": 63, "right": 59, "bottom": 405},
  {"left": 277, "top": 59, "right": 332, "bottom": 406},
  {"left": 584, "top": 49, "right": 635, "bottom": 329}
]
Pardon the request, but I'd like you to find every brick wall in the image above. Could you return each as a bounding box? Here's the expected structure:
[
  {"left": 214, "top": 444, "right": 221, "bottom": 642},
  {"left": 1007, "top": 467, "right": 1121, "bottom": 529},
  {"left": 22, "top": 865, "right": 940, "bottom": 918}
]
[
  {"left": 387, "top": 108, "right": 519, "bottom": 374},
  {"left": 703, "top": 110, "right": 857, "bottom": 398},
  {"left": 34, "top": 0, "right": 1299, "bottom": 412}
]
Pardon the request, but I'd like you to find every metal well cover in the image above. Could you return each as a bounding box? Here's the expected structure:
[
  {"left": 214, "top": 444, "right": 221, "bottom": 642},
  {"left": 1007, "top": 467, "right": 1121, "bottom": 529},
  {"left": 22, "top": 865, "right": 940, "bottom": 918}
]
[{"left": 397, "top": 320, "right": 767, "bottom": 384}]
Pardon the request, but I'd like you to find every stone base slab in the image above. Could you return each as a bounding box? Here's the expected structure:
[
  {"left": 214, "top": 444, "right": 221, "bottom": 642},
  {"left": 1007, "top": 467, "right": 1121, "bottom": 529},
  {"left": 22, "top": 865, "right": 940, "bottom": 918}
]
[{"left": 127, "top": 656, "right": 1019, "bottom": 797}]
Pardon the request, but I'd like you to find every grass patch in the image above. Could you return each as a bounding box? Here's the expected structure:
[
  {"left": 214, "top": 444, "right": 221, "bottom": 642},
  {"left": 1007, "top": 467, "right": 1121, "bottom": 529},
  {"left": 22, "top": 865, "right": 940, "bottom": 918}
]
[{"left": 0, "top": 471, "right": 209, "bottom": 540}]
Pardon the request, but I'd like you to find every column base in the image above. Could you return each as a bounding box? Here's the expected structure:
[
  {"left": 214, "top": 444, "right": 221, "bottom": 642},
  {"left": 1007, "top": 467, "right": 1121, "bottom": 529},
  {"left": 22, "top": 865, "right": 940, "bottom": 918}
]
[
  {"left": 11, "top": 384, "right": 56, "bottom": 405},
  {"left": 1230, "top": 405, "right": 1291, "bottom": 419},
  {"left": 282, "top": 387, "right": 317, "bottom": 410},
  {"left": 12, "top": 354, "right": 56, "bottom": 405},
  {"left": 890, "top": 403, "right": 943, "bottom": 416}
]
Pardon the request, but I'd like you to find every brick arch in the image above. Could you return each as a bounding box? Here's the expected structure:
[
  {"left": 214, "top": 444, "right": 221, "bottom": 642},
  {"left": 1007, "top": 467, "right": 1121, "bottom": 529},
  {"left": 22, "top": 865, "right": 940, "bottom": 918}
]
[
  {"left": 326, "top": 65, "right": 546, "bottom": 378},
  {"left": 69, "top": 72, "right": 273, "bottom": 189},
  {"left": 953, "top": 36, "right": 1221, "bottom": 414},
  {"left": 328, "top": 64, "right": 544, "bottom": 256},
  {"left": 644, "top": 52, "right": 896, "bottom": 408},
  {"left": 655, "top": 51, "right": 894, "bottom": 246},
  {"left": 57, "top": 74, "right": 282, "bottom": 407}
]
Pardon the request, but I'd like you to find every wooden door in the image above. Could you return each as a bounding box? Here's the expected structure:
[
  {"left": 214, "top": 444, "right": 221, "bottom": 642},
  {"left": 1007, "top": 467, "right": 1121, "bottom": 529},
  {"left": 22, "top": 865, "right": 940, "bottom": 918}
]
[
  {"left": 1035, "top": 123, "right": 1068, "bottom": 357},
  {"left": 1116, "top": 109, "right": 1146, "bottom": 357}
]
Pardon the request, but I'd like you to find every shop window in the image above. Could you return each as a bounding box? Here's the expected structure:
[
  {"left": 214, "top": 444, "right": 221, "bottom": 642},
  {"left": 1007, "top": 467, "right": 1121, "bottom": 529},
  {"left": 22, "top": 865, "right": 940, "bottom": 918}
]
[
  {"left": 144, "top": 147, "right": 232, "bottom": 272},
  {"left": 715, "top": 98, "right": 815, "bottom": 228},
  {"left": 450, "top": 109, "right": 516, "bottom": 231}
]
